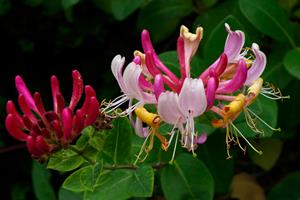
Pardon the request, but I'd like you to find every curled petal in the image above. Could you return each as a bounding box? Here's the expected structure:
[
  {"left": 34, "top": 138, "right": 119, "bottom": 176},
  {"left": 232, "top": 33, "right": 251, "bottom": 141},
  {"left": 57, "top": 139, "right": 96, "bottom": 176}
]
[
  {"left": 245, "top": 43, "right": 266, "bottom": 86},
  {"left": 15, "top": 75, "right": 38, "bottom": 112},
  {"left": 154, "top": 74, "right": 165, "bottom": 100},
  {"left": 111, "top": 55, "right": 127, "bottom": 93},
  {"left": 224, "top": 23, "right": 245, "bottom": 61},
  {"left": 84, "top": 97, "right": 100, "bottom": 126},
  {"left": 158, "top": 92, "right": 184, "bottom": 124},
  {"left": 180, "top": 25, "right": 203, "bottom": 58},
  {"left": 217, "top": 59, "right": 247, "bottom": 94},
  {"left": 178, "top": 78, "right": 207, "bottom": 117},
  {"left": 199, "top": 53, "right": 228, "bottom": 82},
  {"left": 5, "top": 114, "right": 28, "bottom": 141},
  {"left": 134, "top": 117, "right": 149, "bottom": 138},
  {"left": 179, "top": 25, "right": 203, "bottom": 78},
  {"left": 145, "top": 51, "right": 160, "bottom": 77},
  {"left": 206, "top": 77, "right": 218, "bottom": 109},
  {"left": 123, "top": 62, "right": 144, "bottom": 99},
  {"left": 62, "top": 108, "right": 73, "bottom": 141},
  {"left": 69, "top": 70, "right": 84, "bottom": 111}
]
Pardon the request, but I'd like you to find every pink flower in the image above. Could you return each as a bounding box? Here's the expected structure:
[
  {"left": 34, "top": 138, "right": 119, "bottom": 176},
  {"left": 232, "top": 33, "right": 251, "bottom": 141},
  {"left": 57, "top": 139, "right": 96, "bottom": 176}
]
[
  {"left": 157, "top": 78, "right": 207, "bottom": 156},
  {"left": 5, "top": 70, "right": 99, "bottom": 160}
]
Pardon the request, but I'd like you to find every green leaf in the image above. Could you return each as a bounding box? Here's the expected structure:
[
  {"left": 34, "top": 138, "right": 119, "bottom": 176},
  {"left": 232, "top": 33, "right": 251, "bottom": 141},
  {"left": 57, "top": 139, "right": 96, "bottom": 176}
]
[
  {"left": 197, "top": 132, "right": 234, "bottom": 194},
  {"left": 84, "top": 170, "right": 132, "bottom": 200},
  {"left": 47, "top": 148, "right": 84, "bottom": 172},
  {"left": 84, "top": 165, "right": 154, "bottom": 200},
  {"left": 58, "top": 188, "right": 83, "bottom": 200},
  {"left": 127, "top": 165, "right": 154, "bottom": 197},
  {"left": 262, "top": 43, "right": 293, "bottom": 89},
  {"left": 161, "top": 154, "right": 214, "bottom": 200},
  {"left": 268, "top": 170, "right": 300, "bottom": 200},
  {"left": 137, "top": 0, "right": 193, "bottom": 43},
  {"left": 248, "top": 138, "right": 283, "bottom": 171},
  {"left": 62, "top": 0, "right": 80, "bottom": 10},
  {"left": 32, "top": 161, "right": 56, "bottom": 200},
  {"left": 111, "top": 0, "right": 144, "bottom": 20},
  {"left": 204, "top": 15, "right": 243, "bottom": 64},
  {"left": 239, "top": 0, "right": 295, "bottom": 46},
  {"left": 0, "top": 0, "right": 10, "bottom": 15},
  {"left": 63, "top": 163, "right": 103, "bottom": 192},
  {"left": 88, "top": 130, "right": 107, "bottom": 152},
  {"left": 283, "top": 48, "right": 300, "bottom": 80},
  {"left": 103, "top": 117, "right": 133, "bottom": 164}
]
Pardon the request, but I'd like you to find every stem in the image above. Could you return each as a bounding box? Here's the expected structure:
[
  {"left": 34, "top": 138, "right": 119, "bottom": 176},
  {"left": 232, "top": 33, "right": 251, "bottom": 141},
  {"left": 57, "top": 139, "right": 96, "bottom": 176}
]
[
  {"left": 69, "top": 146, "right": 96, "bottom": 165},
  {"left": 0, "top": 143, "right": 26, "bottom": 154},
  {"left": 102, "top": 162, "right": 168, "bottom": 171}
]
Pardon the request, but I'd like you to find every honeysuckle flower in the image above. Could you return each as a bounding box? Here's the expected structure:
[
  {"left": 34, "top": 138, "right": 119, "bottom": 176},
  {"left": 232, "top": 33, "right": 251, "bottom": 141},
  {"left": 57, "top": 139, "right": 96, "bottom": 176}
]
[
  {"left": 104, "top": 55, "right": 156, "bottom": 117},
  {"left": 5, "top": 70, "right": 99, "bottom": 161},
  {"left": 157, "top": 78, "right": 207, "bottom": 158}
]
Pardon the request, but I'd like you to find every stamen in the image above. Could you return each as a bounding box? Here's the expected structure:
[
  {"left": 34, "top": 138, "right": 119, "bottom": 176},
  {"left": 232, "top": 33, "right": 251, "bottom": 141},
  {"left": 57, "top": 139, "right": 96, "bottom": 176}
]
[
  {"left": 133, "top": 131, "right": 152, "bottom": 165},
  {"left": 170, "top": 131, "right": 179, "bottom": 164},
  {"left": 261, "top": 82, "right": 290, "bottom": 101},
  {"left": 247, "top": 108, "right": 281, "bottom": 132},
  {"left": 230, "top": 122, "right": 263, "bottom": 155},
  {"left": 244, "top": 108, "right": 264, "bottom": 134}
]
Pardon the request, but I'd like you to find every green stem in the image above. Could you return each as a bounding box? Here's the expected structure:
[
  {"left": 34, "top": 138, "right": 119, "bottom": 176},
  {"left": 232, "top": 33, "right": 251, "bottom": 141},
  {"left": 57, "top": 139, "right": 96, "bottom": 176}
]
[
  {"left": 69, "top": 146, "right": 96, "bottom": 165},
  {"left": 102, "top": 162, "right": 168, "bottom": 171}
]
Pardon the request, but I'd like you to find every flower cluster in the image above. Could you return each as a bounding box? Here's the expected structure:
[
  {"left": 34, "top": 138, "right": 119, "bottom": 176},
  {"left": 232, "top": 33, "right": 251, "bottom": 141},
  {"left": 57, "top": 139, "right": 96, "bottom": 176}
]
[
  {"left": 5, "top": 70, "right": 99, "bottom": 161},
  {"left": 108, "top": 24, "right": 287, "bottom": 161}
]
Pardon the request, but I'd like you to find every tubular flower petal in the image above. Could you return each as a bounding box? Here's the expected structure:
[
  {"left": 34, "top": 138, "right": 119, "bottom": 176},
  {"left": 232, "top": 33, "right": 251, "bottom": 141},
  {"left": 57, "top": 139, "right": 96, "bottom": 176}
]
[
  {"left": 153, "top": 74, "right": 165, "bottom": 100},
  {"left": 179, "top": 25, "right": 203, "bottom": 78},
  {"left": 5, "top": 70, "right": 99, "bottom": 160},
  {"left": 245, "top": 43, "right": 266, "bottom": 86},
  {"left": 158, "top": 92, "right": 184, "bottom": 124},
  {"left": 178, "top": 78, "right": 207, "bottom": 117},
  {"left": 216, "top": 59, "right": 248, "bottom": 94},
  {"left": 206, "top": 77, "right": 218, "bottom": 109},
  {"left": 69, "top": 70, "right": 84, "bottom": 111},
  {"left": 224, "top": 23, "right": 245, "bottom": 61}
]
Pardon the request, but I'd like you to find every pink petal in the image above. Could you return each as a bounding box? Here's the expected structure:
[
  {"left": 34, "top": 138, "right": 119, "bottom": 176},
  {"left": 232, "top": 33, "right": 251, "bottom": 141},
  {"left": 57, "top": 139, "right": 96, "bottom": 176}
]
[
  {"left": 177, "top": 37, "right": 187, "bottom": 79},
  {"left": 196, "top": 133, "right": 207, "bottom": 144},
  {"left": 18, "top": 94, "right": 37, "bottom": 123},
  {"left": 69, "top": 70, "right": 84, "bottom": 111},
  {"left": 15, "top": 75, "right": 38, "bottom": 112},
  {"left": 81, "top": 86, "right": 96, "bottom": 114},
  {"left": 134, "top": 117, "right": 149, "bottom": 138},
  {"left": 72, "top": 109, "right": 84, "bottom": 134},
  {"left": 158, "top": 91, "right": 184, "bottom": 124},
  {"left": 178, "top": 78, "right": 207, "bottom": 117},
  {"left": 216, "top": 59, "right": 247, "bottom": 93},
  {"left": 245, "top": 43, "right": 266, "bottom": 86},
  {"left": 33, "top": 92, "right": 46, "bottom": 115},
  {"left": 153, "top": 74, "right": 165, "bottom": 100},
  {"left": 179, "top": 26, "right": 203, "bottom": 79},
  {"left": 224, "top": 23, "right": 245, "bottom": 62},
  {"left": 206, "top": 77, "right": 218, "bottom": 109},
  {"left": 123, "top": 62, "right": 144, "bottom": 100},
  {"left": 111, "top": 55, "right": 126, "bottom": 93}
]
